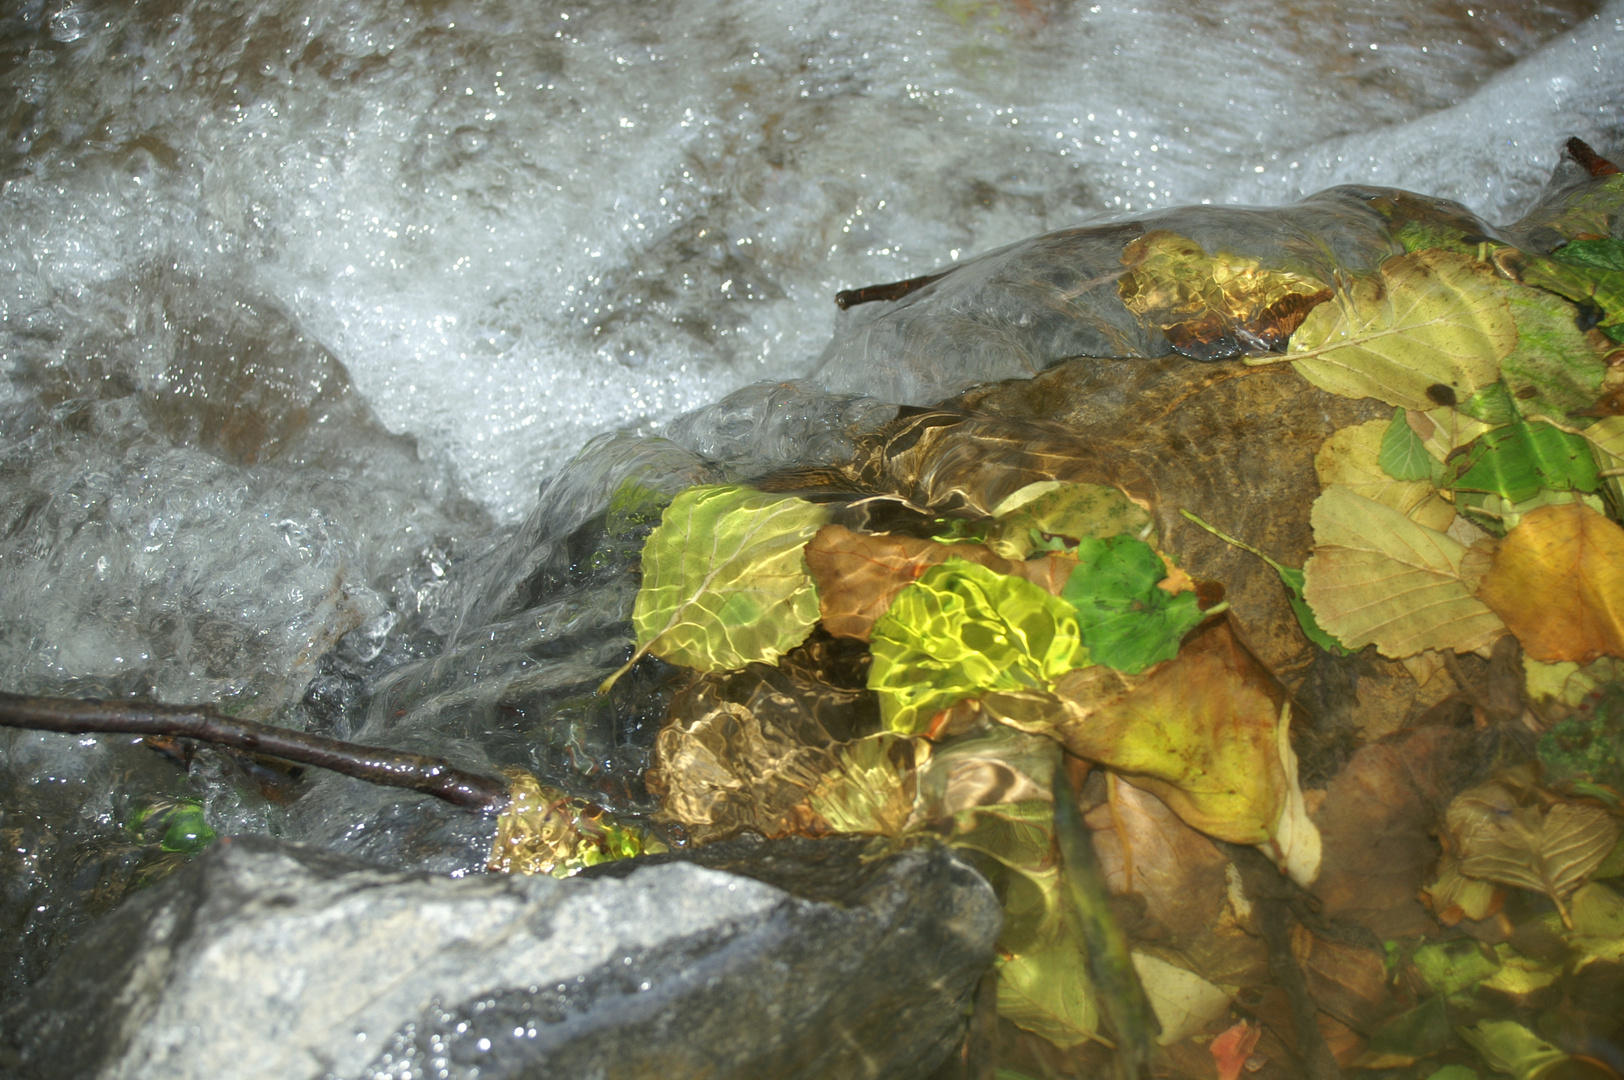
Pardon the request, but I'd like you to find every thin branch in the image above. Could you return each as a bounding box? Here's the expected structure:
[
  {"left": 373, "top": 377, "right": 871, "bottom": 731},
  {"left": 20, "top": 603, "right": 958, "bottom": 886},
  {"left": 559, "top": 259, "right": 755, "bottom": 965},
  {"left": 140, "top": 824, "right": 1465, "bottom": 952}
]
[{"left": 0, "top": 692, "right": 510, "bottom": 814}]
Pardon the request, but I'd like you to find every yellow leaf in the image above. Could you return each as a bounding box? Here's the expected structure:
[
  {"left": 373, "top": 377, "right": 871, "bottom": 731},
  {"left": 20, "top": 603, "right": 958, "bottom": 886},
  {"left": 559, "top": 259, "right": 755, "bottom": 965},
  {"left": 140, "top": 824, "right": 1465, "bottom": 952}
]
[
  {"left": 1476, "top": 501, "right": 1624, "bottom": 663},
  {"left": 1130, "top": 951, "right": 1231, "bottom": 1046},
  {"left": 1314, "top": 420, "right": 1455, "bottom": 532},
  {"left": 1302, "top": 484, "right": 1506, "bottom": 657},
  {"left": 1277, "top": 250, "right": 1516, "bottom": 411},
  {"left": 1118, "top": 231, "right": 1330, "bottom": 360}
]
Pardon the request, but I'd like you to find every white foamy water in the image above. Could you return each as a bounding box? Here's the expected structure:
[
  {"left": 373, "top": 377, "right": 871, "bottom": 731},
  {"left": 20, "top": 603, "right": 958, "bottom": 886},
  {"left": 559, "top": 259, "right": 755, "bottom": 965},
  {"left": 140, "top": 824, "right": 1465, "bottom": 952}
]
[{"left": 0, "top": 0, "right": 1619, "bottom": 744}]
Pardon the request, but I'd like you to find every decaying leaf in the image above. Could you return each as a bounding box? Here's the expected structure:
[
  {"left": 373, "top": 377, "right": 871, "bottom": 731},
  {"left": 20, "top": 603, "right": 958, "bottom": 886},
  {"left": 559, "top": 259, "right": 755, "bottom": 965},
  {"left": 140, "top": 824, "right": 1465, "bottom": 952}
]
[
  {"left": 804, "top": 524, "right": 1074, "bottom": 641},
  {"left": 607, "top": 484, "right": 830, "bottom": 689},
  {"left": 1279, "top": 250, "right": 1516, "bottom": 411},
  {"left": 1476, "top": 501, "right": 1624, "bottom": 664},
  {"left": 1315, "top": 419, "right": 1455, "bottom": 532},
  {"left": 1423, "top": 857, "right": 1502, "bottom": 926},
  {"left": 1447, "top": 780, "right": 1620, "bottom": 928},
  {"left": 989, "top": 619, "right": 1321, "bottom": 884},
  {"left": 1129, "top": 951, "right": 1229, "bottom": 1046},
  {"left": 488, "top": 770, "right": 667, "bottom": 877},
  {"left": 1410, "top": 938, "right": 1501, "bottom": 1000},
  {"left": 1210, "top": 1019, "right": 1262, "bottom": 1080},
  {"left": 869, "top": 559, "right": 1087, "bottom": 735},
  {"left": 1497, "top": 287, "right": 1613, "bottom": 420},
  {"left": 1118, "top": 230, "right": 1331, "bottom": 360},
  {"left": 1302, "top": 484, "right": 1507, "bottom": 657},
  {"left": 1358, "top": 996, "right": 1453, "bottom": 1070},
  {"left": 1538, "top": 681, "right": 1624, "bottom": 794},
  {"left": 1059, "top": 534, "right": 1204, "bottom": 674},
  {"left": 986, "top": 480, "right": 1157, "bottom": 560}
]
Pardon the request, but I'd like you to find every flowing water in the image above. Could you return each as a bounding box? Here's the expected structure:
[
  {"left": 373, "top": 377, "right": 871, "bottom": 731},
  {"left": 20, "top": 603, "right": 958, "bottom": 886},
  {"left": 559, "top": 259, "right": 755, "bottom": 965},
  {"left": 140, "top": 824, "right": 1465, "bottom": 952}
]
[{"left": 1, "top": 0, "right": 1622, "bottom": 1020}]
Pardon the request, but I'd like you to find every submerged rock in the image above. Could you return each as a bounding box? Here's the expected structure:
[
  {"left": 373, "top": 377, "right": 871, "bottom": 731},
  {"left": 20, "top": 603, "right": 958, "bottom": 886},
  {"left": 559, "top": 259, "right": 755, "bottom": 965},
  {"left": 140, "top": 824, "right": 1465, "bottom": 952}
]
[{"left": 0, "top": 833, "right": 999, "bottom": 1080}]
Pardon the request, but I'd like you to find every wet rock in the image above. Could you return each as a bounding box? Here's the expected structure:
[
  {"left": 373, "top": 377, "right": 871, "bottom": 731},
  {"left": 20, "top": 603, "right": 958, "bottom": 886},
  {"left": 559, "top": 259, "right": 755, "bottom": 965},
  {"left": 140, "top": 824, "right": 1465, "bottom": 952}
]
[{"left": 0, "top": 834, "right": 999, "bottom": 1080}]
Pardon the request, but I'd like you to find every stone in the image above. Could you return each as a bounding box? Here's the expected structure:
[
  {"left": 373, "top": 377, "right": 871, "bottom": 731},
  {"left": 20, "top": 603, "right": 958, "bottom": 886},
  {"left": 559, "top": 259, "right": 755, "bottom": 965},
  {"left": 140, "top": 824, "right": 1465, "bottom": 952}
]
[{"left": 0, "top": 833, "right": 1000, "bottom": 1080}]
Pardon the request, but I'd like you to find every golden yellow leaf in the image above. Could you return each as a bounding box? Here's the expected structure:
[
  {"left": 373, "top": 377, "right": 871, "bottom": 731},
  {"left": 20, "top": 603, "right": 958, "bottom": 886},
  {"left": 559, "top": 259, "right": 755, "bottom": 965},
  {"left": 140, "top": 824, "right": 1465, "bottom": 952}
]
[
  {"left": 1476, "top": 501, "right": 1624, "bottom": 663},
  {"left": 1314, "top": 420, "right": 1455, "bottom": 532},
  {"left": 1279, "top": 250, "right": 1516, "bottom": 411},
  {"left": 1302, "top": 484, "right": 1507, "bottom": 657},
  {"left": 1118, "top": 231, "right": 1330, "bottom": 360}
]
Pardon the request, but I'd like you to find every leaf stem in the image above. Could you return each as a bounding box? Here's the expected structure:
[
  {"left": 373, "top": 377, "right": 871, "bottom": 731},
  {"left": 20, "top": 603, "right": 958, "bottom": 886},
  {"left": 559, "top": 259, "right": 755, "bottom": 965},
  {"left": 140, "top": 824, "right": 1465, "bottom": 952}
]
[
  {"left": 1178, "top": 508, "right": 1288, "bottom": 573},
  {"left": 0, "top": 692, "right": 511, "bottom": 813}
]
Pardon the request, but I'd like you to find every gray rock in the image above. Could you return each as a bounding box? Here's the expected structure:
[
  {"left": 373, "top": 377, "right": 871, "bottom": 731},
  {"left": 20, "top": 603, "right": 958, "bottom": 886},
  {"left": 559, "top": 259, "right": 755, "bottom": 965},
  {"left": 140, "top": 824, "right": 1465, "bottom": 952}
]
[{"left": 0, "top": 834, "right": 1000, "bottom": 1080}]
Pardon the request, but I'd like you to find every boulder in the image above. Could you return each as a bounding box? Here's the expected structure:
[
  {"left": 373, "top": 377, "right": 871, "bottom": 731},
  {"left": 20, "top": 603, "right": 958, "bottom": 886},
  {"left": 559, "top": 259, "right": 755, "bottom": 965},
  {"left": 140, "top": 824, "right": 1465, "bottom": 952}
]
[{"left": 0, "top": 834, "right": 999, "bottom": 1080}]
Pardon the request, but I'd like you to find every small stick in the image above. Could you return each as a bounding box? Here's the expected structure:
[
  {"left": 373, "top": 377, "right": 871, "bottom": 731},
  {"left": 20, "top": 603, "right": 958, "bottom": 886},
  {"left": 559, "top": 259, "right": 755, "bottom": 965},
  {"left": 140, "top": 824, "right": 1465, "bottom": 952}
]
[
  {"left": 834, "top": 270, "right": 951, "bottom": 310},
  {"left": 0, "top": 692, "right": 510, "bottom": 814}
]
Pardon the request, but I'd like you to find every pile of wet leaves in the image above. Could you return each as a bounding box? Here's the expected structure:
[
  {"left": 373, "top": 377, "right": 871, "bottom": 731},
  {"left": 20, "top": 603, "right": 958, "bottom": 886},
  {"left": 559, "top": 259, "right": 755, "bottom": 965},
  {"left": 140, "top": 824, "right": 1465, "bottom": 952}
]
[{"left": 480, "top": 146, "right": 1624, "bottom": 1080}]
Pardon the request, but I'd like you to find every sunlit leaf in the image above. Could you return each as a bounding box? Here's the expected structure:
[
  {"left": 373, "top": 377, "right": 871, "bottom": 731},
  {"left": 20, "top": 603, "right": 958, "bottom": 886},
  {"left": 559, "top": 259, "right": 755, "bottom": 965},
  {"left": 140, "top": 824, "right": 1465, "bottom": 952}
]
[
  {"left": 1444, "top": 414, "right": 1599, "bottom": 505},
  {"left": 1117, "top": 230, "right": 1330, "bottom": 360},
  {"left": 805, "top": 732, "right": 927, "bottom": 835},
  {"left": 1302, "top": 484, "right": 1506, "bottom": 657},
  {"left": 1316, "top": 420, "right": 1455, "bottom": 532},
  {"left": 1381, "top": 408, "right": 1441, "bottom": 481},
  {"left": 489, "top": 770, "right": 668, "bottom": 878},
  {"left": 1481, "top": 945, "right": 1560, "bottom": 1001},
  {"left": 869, "top": 559, "right": 1087, "bottom": 735},
  {"left": 1130, "top": 951, "right": 1230, "bottom": 1046},
  {"left": 1278, "top": 250, "right": 1516, "bottom": 411},
  {"left": 605, "top": 484, "right": 831, "bottom": 689},
  {"left": 1447, "top": 780, "right": 1620, "bottom": 928},
  {"left": 1477, "top": 501, "right": 1624, "bottom": 664},
  {"left": 986, "top": 480, "right": 1157, "bottom": 560},
  {"left": 1059, "top": 535, "right": 1204, "bottom": 674},
  {"left": 1179, "top": 508, "right": 1346, "bottom": 653},
  {"left": 1457, "top": 1020, "right": 1567, "bottom": 1080},
  {"left": 805, "top": 524, "right": 1073, "bottom": 641}
]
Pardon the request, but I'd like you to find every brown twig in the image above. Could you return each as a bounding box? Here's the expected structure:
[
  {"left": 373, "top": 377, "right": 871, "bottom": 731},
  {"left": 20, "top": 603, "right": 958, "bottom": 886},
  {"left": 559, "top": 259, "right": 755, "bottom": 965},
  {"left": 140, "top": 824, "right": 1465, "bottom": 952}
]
[
  {"left": 834, "top": 270, "right": 952, "bottom": 310},
  {"left": 0, "top": 692, "right": 510, "bottom": 814}
]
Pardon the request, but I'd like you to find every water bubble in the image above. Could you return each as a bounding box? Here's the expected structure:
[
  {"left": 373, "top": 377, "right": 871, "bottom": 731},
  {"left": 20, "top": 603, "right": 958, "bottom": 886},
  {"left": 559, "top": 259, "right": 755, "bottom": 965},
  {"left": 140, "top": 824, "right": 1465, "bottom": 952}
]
[{"left": 47, "top": 5, "right": 89, "bottom": 43}]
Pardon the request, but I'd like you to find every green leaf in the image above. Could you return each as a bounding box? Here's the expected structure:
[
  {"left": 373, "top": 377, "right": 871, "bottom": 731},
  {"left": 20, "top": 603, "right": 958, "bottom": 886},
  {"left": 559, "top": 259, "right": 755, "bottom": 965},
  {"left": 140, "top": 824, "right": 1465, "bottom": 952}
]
[
  {"left": 1380, "top": 409, "right": 1438, "bottom": 481},
  {"left": 1275, "top": 250, "right": 1516, "bottom": 412},
  {"left": 1445, "top": 414, "right": 1600, "bottom": 505},
  {"left": 604, "top": 484, "right": 830, "bottom": 690},
  {"left": 951, "top": 798, "right": 1100, "bottom": 1048},
  {"left": 1423, "top": 1068, "right": 1481, "bottom": 1080},
  {"left": 1059, "top": 535, "right": 1204, "bottom": 674},
  {"left": 1498, "top": 288, "right": 1611, "bottom": 421},
  {"left": 1359, "top": 996, "right": 1454, "bottom": 1069},
  {"left": 1555, "top": 237, "right": 1624, "bottom": 274},
  {"left": 1517, "top": 237, "right": 1624, "bottom": 337},
  {"left": 987, "top": 480, "right": 1157, "bottom": 559},
  {"left": 869, "top": 559, "right": 1086, "bottom": 734},
  {"left": 1178, "top": 509, "right": 1345, "bottom": 653},
  {"left": 1411, "top": 940, "right": 1500, "bottom": 1000},
  {"left": 1457, "top": 1020, "right": 1567, "bottom": 1080},
  {"left": 1538, "top": 681, "right": 1624, "bottom": 793}
]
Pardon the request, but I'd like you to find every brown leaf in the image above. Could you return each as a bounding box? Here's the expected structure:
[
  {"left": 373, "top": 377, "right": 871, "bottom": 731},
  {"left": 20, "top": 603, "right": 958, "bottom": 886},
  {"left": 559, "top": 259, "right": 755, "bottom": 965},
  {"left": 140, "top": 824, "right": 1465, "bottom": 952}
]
[
  {"left": 804, "top": 523, "right": 1075, "bottom": 641},
  {"left": 1084, "top": 776, "right": 1230, "bottom": 939},
  {"left": 1476, "top": 501, "right": 1624, "bottom": 663},
  {"left": 1291, "top": 925, "right": 1399, "bottom": 1035},
  {"left": 1310, "top": 727, "right": 1466, "bottom": 938}
]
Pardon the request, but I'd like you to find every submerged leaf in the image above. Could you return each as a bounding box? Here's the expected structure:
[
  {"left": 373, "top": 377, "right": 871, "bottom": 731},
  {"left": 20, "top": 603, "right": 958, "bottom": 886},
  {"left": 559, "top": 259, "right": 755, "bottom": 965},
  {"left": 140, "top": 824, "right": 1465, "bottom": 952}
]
[
  {"left": 1457, "top": 1020, "right": 1567, "bottom": 1080},
  {"left": 869, "top": 559, "right": 1087, "bottom": 734},
  {"left": 1447, "top": 781, "right": 1620, "bottom": 927},
  {"left": 1539, "top": 681, "right": 1624, "bottom": 794},
  {"left": 1302, "top": 484, "right": 1506, "bottom": 657},
  {"left": 1210, "top": 1020, "right": 1263, "bottom": 1080},
  {"left": 1059, "top": 534, "right": 1204, "bottom": 674},
  {"left": 805, "top": 524, "right": 1073, "bottom": 641},
  {"left": 609, "top": 484, "right": 830, "bottom": 688},
  {"left": 1179, "top": 508, "right": 1347, "bottom": 653},
  {"left": 1477, "top": 501, "right": 1624, "bottom": 664},
  {"left": 986, "top": 480, "right": 1157, "bottom": 560},
  {"left": 1118, "top": 230, "right": 1330, "bottom": 360},
  {"left": 1280, "top": 250, "right": 1516, "bottom": 411},
  {"left": 1130, "top": 952, "right": 1230, "bottom": 1047},
  {"left": 489, "top": 770, "right": 667, "bottom": 877}
]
